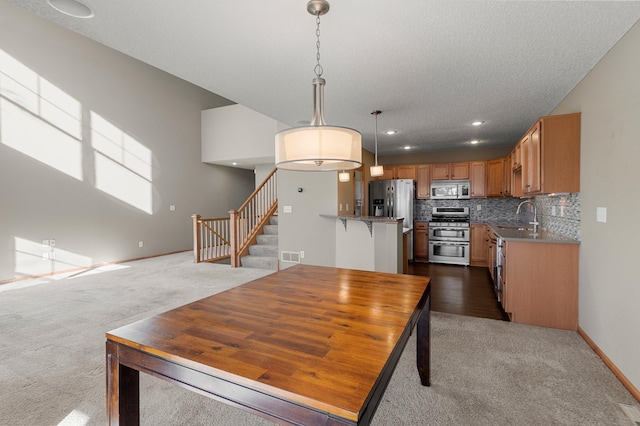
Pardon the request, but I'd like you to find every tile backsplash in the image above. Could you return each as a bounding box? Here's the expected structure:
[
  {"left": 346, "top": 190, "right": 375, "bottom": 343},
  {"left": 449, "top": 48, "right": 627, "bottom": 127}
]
[
  {"left": 533, "top": 193, "right": 581, "bottom": 240},
  {"left": 415, "top": 192, "right": 581, "bottom": 240}
]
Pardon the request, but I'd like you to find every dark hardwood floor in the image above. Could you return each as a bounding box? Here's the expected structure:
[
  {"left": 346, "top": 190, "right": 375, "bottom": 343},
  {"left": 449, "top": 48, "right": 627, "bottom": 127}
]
[{"left": 408, "top": 262, "right": 509, "bottom": 321}]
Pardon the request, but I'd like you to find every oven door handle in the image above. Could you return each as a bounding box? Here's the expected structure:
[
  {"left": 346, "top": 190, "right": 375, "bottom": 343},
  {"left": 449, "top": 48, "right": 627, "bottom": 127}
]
[
  {"left": 432, "top": 228, "right": 469, "bottom": 232},
  {"left": 430, "top": 242, "right": 469, "bottom": 246}
]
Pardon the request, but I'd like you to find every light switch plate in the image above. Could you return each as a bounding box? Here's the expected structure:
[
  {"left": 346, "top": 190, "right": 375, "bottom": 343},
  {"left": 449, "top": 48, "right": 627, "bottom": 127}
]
[
  {"left": 597, "top": 207, "right": 607, "bottom": 223},
  {"left": 284, "top": 206, "right": 292, "bottom": 213}
]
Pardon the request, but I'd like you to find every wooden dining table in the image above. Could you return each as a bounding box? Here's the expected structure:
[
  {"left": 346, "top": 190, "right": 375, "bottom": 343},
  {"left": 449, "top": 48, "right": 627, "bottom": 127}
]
[{"left": 106, "top": 264, "right": 431, "bottom": 425}]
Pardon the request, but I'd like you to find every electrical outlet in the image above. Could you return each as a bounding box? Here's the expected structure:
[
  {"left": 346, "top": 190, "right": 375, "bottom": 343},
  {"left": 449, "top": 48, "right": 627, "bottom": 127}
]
[
  {"left": 551, "top": 206, "right": 556, "bottom": 216},
  {"left": 476, "top": 204, "right": 481, "bottom": 211},
  {"left": 300, "top": 251, "right": 305, "bottom": 259},
  {"left": 170, "top": 205, "right": 176, "bottom": 211},
  {"left": 138, "top": 241, "right": 144, "bottom": 248},
  {"left": 50, "top": 239, "right": 55, "bottom": 247}
]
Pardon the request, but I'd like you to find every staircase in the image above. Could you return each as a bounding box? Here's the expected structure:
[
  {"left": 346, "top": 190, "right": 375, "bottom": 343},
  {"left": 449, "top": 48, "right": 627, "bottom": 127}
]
[
  {"left": 240, "top": 215, "right": 279, "bottom": 270},
  {"left": 192, "top": 168, "right": 277, "bottom": 268}
]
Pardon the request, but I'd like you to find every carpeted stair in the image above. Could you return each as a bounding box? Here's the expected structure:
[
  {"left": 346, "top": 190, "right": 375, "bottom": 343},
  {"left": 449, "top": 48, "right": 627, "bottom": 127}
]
[{"left": 241, "top": 215, "right": 278, "bottom": 270}]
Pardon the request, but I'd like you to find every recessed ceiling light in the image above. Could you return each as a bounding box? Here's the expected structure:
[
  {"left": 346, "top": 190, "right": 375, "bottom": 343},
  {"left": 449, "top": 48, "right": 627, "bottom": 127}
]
[
  {"left": 47, "top": 0, "right": 95, "bottom": 18},
  {"left": 385, "top": 130, "right": 398, "bottom": 135},
  {"left": 470, "top": 140, "right": 479, "bottom": 145},
  {"left": 403, "top": 146, "right": 411, "bottom": 150},
  {"left": 231, "top": 162, "right": 238, "bottom": 166},
  {"left": 471, "top": 121, "right": 485, "bottom": 126}
]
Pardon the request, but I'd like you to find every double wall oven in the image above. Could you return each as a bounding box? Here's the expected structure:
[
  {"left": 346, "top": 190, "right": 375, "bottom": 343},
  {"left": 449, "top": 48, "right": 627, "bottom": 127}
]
[{"left": 428, "top": 207, "right": 470, "bottom": 266}]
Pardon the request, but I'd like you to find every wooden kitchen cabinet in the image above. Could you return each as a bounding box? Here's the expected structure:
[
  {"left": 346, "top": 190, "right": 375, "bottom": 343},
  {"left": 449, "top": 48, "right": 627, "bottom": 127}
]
[
  {"left": 521, "top": 112, "right": 581, "bottom": 195},
  {"left": 521, "top": 124, "right": 541, "bottom": 194},
  {"left": 486, "top": 159, "right": 504, "bottom": 197},
  {"left": 511, "top": 143, "right": 522, "bottom": 170},
  {"left": 377, "top": 168, "right": 395, "bottom": 180},
  {"left": 396, "top": 165, "right": 416, "bottom": 180},
  {"left": 414, "top": 221, "right": 429, "bottom": 262},
  {"left": 469, "top": 161, "right": 486, "bottom": 198},
  {"left": 469, "top": 224, "right": 488, "bottom": 266},
  {"left": 373, "top": 165, "right": 417, "bottom": 180},
  {"left": 486, "top": 228, "right": 496, "bottom": 282},
  {"left": 502, "top": 240, "right": 578, "bottom": 330},
  {"left": 416, "top": 165, "right": 430, "bottom": 199},
  {"left": 502, "top": 156, "right": 512, "bottom": 197},
  {"left": 430, "top": 162, "right": 469, "bottom": 180}
]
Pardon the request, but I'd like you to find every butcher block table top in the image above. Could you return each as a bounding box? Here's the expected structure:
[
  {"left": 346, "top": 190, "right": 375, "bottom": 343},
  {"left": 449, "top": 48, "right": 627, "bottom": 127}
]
[{"left": 106, "top": 264, "right": 431, "bottom": 425}]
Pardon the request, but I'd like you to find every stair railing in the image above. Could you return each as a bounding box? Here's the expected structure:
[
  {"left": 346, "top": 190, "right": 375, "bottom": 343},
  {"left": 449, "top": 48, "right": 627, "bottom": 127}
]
[
  {"left": 229, "top": 168, "right": 278, "bottom": 267},
  {"left": 191, "top": 215, "right": 231, "bottom": 263}
]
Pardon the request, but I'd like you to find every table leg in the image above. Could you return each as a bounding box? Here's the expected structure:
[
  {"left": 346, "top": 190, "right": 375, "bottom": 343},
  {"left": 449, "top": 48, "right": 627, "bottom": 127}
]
[
  {"left": 417, "top": 287, "right": 431, "bottom": 386},
  {"left": 107, "top": 341, "right": 140, "bottom": 425}
]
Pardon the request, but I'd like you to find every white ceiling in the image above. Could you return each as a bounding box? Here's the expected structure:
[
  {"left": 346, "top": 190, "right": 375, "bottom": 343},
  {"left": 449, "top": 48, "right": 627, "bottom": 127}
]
[{"left": 9, "top": 0, "right": 640, "bottom": 157}]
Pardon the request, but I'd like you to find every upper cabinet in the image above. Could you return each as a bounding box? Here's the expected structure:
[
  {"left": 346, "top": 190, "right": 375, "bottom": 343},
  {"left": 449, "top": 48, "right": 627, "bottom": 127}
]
[
  {"left": 511, "top": 143, "right": 522, "bottom": 170},
  {"left": 521, "top": 113, "right": 580, "bottom": 195},
  {"left": 416, "top": 165, "right": 430, "bottom": 199},
  {"left": 487, "top": 157, "right": 513, "bottom": 197},
  {"left": 431, "top": 162, "right": 469, "bottom": 181},
  {"left": 373, "top": 165, "right": 417, "bottom": 181},
  {"left": 469, "top": 161, "right": 486, "bottom": 198}
]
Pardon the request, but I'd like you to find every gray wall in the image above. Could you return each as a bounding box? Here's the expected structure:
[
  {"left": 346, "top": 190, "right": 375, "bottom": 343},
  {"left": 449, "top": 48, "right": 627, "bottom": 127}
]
[
  {"left": 551, "top": 20, "right": 640, "bottom": 392},
  {"left": 0, "top": 3, "right": 254, "bottom": 282},
  {"left": 278, "top": 171, "right": 337, "bottom": 269}
]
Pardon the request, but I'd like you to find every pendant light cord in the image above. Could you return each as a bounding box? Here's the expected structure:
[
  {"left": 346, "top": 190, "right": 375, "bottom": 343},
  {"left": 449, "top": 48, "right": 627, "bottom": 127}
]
[
  {"left": 314, "top": 14, "right": 323, "bottom": 78},
  {"left": 372, "top": 111, "right": 381, "bottom": 166}
]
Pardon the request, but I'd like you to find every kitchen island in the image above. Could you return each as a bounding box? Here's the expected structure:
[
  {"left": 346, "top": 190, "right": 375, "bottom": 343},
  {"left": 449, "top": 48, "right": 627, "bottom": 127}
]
[{"left": 320, "top": 215, "right": 407, "bottom": 274}]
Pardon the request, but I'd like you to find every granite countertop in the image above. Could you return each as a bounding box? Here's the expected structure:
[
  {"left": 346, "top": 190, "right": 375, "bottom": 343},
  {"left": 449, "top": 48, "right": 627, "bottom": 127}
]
[{"left": 486, "top": 222, "right": 580, "bottom": 244}]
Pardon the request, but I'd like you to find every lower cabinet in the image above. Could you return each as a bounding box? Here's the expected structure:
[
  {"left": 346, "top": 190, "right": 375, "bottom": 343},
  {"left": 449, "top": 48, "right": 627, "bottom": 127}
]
[
  {"left": 469, "top": 224, "right": 487, "bottom": 266},
  {"left": 414, "top": 221, "right": 429, "bottom": 262},
  {"left": 502, "top": 241, "right": 578, "bottom": 330}
]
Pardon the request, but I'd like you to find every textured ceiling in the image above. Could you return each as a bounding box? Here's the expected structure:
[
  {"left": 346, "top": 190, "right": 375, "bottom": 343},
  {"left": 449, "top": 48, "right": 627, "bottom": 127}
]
[{"left": 8, "top": 0, "right": 640, "bottom": 159}]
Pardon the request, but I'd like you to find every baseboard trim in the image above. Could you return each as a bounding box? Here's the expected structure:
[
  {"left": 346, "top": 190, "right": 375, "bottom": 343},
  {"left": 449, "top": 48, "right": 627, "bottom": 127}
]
[
  {"left": 0, "top": 249, "right": 191, "bottom": 285},
  {"left": 578, "top": 326, "right": 640, "bottom": 403}
]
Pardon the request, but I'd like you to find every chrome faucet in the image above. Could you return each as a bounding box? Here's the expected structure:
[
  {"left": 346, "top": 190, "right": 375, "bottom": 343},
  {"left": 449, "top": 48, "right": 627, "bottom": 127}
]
[{"left": 516, "top": 199, "right": 539, "bottom": 233}]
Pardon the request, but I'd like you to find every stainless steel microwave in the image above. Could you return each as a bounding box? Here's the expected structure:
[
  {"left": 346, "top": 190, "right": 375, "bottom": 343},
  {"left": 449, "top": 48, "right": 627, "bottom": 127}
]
[{"left": 430, "top": 180, "right": 470, "bottom": 199}]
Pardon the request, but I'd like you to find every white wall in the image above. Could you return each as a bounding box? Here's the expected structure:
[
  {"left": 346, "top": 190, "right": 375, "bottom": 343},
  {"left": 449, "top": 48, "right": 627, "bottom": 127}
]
[
  {"left": 552, "top": 20, "right": 640, "bottom": 392},
  {"left": 0, "top": 3, "right": 254, "bottom": 282},
  {"left": 201, "top": 104, "right": 285, "bottom": 168}
]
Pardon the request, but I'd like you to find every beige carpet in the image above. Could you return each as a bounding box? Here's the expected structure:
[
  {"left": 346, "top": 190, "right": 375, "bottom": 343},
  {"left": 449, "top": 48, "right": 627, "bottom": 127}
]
[{"left": 0, "top": 252, "right": 637, "bottom": 425}]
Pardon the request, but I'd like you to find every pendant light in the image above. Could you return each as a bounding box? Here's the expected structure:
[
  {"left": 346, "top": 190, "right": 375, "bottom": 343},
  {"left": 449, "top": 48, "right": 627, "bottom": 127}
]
[
  {"left": 275, "top": 0, "right": 362, "bottom": 171},
  {"left": 370, "top": 110, "right": 384, "bottom": 177}
]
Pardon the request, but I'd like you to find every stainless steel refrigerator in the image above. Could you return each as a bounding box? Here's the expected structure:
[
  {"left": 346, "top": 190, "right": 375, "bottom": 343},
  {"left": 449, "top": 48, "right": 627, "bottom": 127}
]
[{"left": 369, "top": 179, "right": 415, "bottom": 260}]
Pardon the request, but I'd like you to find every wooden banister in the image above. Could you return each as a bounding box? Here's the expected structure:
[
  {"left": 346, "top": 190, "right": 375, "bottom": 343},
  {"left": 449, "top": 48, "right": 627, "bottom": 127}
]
[
  {"left": 192, "top": 168, "right": 278, "bottom": 266},
  {"left": 229, "top": 168, "right": 278, "bottom": 267}
]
